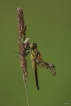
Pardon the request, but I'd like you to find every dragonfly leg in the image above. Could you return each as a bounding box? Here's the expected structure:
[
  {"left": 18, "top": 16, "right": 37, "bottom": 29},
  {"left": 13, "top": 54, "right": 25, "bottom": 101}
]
[{"left": 25, "top": 51, "right": 30, "bottom": 57}]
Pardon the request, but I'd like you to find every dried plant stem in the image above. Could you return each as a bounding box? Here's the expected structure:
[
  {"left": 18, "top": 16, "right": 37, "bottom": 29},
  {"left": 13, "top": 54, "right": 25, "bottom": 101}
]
[
  {"left": 24, "top": 80, "right": 30, "bottom": 106},
  {"left": 17, "top": 7, "right": 30, "bottom": 106},
  {"left": 17, "top": 7, "right": 27, "bottom": 81}
]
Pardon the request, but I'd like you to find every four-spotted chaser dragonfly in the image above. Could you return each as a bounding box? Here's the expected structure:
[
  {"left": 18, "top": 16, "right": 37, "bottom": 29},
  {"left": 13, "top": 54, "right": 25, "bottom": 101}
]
[{"left": 24, "top": 38, "right": 56, "bottom": 90}]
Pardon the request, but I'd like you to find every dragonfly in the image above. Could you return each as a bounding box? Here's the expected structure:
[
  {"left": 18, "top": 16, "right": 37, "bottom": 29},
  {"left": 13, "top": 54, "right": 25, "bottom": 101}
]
[{"left": 24, "top": 39, "right": 56, "bottom": 90}]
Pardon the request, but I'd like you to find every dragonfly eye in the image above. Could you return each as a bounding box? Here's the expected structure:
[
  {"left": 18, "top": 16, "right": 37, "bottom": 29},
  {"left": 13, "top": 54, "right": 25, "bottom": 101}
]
[
  {"left": 33, "top": 43, "right": 37, "bottom": 48},
  {"left": 30, "top": 42, "right": 37, "bottom": 49}
]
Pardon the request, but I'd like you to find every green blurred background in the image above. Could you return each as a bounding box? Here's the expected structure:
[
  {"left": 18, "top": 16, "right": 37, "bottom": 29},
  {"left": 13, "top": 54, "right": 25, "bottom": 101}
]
[{"left": 0, "top": 0, "right": 71, "bottom": 106}]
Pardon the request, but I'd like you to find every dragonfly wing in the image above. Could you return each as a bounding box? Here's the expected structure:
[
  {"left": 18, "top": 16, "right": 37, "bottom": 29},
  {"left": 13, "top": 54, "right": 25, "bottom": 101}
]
[
  {"left": 44, "top": 62, "right": 56, "bottom": 76},
  {"left": 36, "top": 59, "right": 46, "bottom": 68},
  {"left": 35, "top": 51, "right": 46, "bottom": 68},
  {"left": 31, "top": 60, "right": 40, "bottom": 90}
]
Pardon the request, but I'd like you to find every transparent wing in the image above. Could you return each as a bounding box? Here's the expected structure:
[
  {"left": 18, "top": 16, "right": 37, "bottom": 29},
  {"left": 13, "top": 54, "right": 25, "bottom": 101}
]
[
  {"left": 35, "top": 51, "right": 47, "bottom": 68},
  {"left": 35, "top": 51, "right": 56, "bottom": 76}
]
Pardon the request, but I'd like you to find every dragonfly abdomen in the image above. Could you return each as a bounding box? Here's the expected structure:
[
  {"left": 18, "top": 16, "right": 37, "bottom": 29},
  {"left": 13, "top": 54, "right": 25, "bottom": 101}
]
[{"left": 34, "top": 70, "right": 40, "bottom": 90}]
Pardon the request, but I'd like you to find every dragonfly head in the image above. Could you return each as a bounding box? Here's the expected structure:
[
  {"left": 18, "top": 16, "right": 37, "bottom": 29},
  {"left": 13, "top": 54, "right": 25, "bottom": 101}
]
[{"left": 30, "top": 42, "right": 37, "bottom": 49}]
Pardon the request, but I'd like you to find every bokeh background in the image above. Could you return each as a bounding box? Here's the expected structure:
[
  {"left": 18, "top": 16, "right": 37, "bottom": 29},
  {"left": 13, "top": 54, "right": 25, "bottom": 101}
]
[{"left": 0, "top": 0, "right": 71, "bottom": 106}]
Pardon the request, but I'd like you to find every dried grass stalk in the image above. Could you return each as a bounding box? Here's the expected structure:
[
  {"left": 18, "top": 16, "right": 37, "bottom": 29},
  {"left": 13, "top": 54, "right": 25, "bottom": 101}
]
[{"left": 17, "top": 8, "right": 27, "bottom": 82}]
